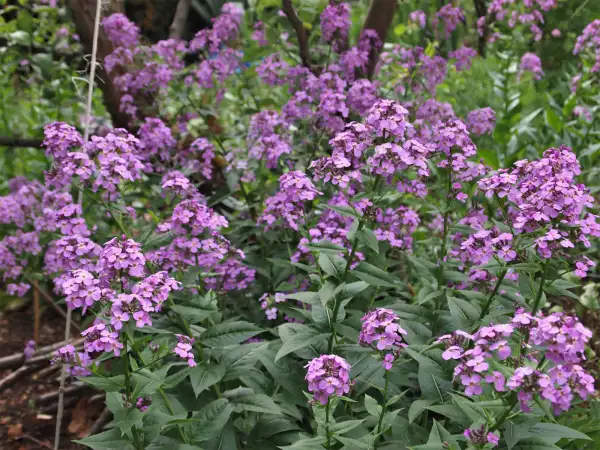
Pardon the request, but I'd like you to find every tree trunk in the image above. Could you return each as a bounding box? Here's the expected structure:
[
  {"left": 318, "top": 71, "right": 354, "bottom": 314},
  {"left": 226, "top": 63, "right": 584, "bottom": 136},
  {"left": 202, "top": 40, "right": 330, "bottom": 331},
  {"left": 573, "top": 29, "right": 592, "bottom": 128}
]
[
  {"left": 68, "top": 0, "right": 130, "bottom": 129},
  {"left": 362, "top": 0, "right": 398, "bottom": 79}
]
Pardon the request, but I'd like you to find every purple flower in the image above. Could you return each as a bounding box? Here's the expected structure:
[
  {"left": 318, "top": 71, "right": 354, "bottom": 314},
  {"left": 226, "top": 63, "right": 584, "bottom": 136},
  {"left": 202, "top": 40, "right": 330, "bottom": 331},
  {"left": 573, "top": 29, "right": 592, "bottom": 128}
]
[
  {"left": 102, "top": 13, "right": 140, "bottom": 48},
  {"left": 366, "top": 99, "right": 412, "bottom": 141},
  {"left": 467, "top": 107, "right": 496, "bottom": 136},
  {"left": 519, "top": 52, "right": 544, "bottom": 80},
  {"left": 24, "top": 340, "right": 36, "bottom": 360},
  {"left": 174, "top": 334, "right": 196, "bottom": 367},
  {"left": 409, "top": 10, "right": 426, "bottom": 28},
  {"left": 433, "top": 5, "right": 464, "bottom": 38},
  {"left": 359, "top": 308, "right": 407, "bottom": 370},
  {"left": 320, "top": 2, "right": 351, "bottom": 52},
  {"left": 136, "top": 396, "right": 152, "bottom": 412},
  {"left": 450, "top": 46, "right": 477, "bottom": 71},
  {"left": 464, "top": 425, "right": 499, "bottom": 448},
  {"left": 305, "top": 354, "right": 352, "bottom": 404},
  {"left": 42, "top": 122, "right": 83, "bottom": 161},
  {"left": 98, "top": 236, "right": 146, "bottom": 279}
]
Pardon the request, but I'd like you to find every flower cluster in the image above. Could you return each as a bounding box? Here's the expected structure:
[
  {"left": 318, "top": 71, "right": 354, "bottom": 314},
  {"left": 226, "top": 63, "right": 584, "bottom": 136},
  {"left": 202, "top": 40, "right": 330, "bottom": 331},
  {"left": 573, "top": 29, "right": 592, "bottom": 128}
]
[
  {"left": 359, "top": 308, "right": 408, "bottom": 370},
  {"left": 464, "top": 425, "right": 500, "bottom": 448},
  {"left": 305, "top": 354, "right": 352, "bottom": 404},
  {"left": 439, "top": 310, "right": 595, "bottom": 414},
  {"left": 173, "top": 334, "right": 196, "bottom": 367},
  {"left": 467, "top": 107, "right": 496, "bottom": 136},
  {"left": 478, "top": 146, "right": 600, "bottom": 269},
  {"left": 320, "top": 2, "right": 351, "bottom": 52},
  {"left": 519, "top": 52, "right": 544, "bottom": 80},
  {"left": 260, "top": 171, "right": 322, "bottom": 231}
]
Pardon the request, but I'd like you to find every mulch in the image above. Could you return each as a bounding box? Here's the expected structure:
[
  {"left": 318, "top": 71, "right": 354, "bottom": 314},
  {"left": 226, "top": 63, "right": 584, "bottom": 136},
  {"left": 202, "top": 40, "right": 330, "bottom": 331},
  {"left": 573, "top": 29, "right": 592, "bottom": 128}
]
[{"left": 0, "top": 303, "right": 102, "bottom": 450}]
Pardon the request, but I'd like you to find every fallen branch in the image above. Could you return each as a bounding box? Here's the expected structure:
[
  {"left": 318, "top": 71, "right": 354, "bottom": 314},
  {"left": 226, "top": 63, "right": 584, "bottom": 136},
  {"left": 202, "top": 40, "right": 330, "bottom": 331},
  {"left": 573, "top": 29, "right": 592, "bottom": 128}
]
[
  {"left": 25, "top": 342, "right": 85, "bottom": 367},
  {"left": 282, "top": 0, "right": 319, "bottom": 74},
  {"left": 0, "top": 365, "right": 40, "bottom": 391},
  {"left": 169, "top": 0, "right": 191, "bottom": 39},
  {"left": 37, "top": 383, "right": 89, "bottom": 405},
  {"left": 0, "top": 136, "right": 42, "bottom": 148},
  {"left": 0, "top": 339, "right": 82, "bottom": 370}
]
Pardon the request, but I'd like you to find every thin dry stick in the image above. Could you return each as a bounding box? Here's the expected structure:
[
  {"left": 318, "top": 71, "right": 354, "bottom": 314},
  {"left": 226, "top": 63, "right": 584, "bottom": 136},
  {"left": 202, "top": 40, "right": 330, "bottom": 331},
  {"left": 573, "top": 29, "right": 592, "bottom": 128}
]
[
  {"left": 34, "top": 283, "right": 41, "bottom": 342},
  {"left": 54, "top": 0, "right": 102, "bottom": 448},
  {"left": 32, "top": 282, "right": 82, "bottom": 333}
]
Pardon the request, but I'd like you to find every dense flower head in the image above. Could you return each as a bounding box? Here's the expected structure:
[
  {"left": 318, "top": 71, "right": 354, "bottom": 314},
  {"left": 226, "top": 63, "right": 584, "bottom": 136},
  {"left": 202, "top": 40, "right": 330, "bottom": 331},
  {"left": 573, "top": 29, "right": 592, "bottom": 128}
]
[
  {"left": 50, "top": 344, "right": 93, "bottom": 376},
  {"left": 260, "top": 170, "right": 322, "bottom": 230},
  {"left": 467, "top": 107, "right": 497, "bottom": 136},
  {"left": 519, "top": 52, "right": 544, "bottom": 80},
  {"left": 42, "top": 122, "right": 83, "bottom": 161},
  {"left": 131, "top": 271, "right": 181, "bottom": 312},
  {"left": 433, "top": 4, "right": 464, "bottom": 38},
  {"left": 257, "top": 53, "right": 289, "bottom": 86},
  {"left": 409, "top": 10, "right": 426, "bottom": 28},
  {"left": 98, "top": 236, "right": 146, "bottom": 279},
  {"left": 366, "top": 99, "right": 412, "bottom": 141},
  {"left": 359, "top": 308, "right": 408, "bottom": 370},
  {"left": 203, "top": 258, "right": 256, "bottom": 292},
  {"left": 81, "top": 322, "right": 123, "bottom": 355},
  {"left": 574, "top": 19, "right": 600, "bottom": 71},
  {"left": 320, "top": 2, "right": 351, "bottom": 52},
  {"left": 136, "top": 396, "right": 152, "bottom": 412},
  {"left": 102, "top": 13, "right": 140, "bottom": 48},
  {"left": 347, "top": 79, "right": 378, "bottom": 114},
  {"left": 305, "top": 354, "right": 352, "bottom": 404},
  {"left": 174, "top": 334, "right": 196, "bottom": 367},
  {"left": 442, "top": 310, "right": 595, "bottom": 414},
  {"left": 478, "top": 145, "right": 599, "bottom": 259},
  {"left": 24, "top": 340, "right": 36, "bottom": 360},
  {"left": 137, "top": 118, "right": 176, "bottom": 162},
  {"left": 50, "top": 234, "right": 101, "bottom": 272},
  {"left": 168, "top": 199, "right": 229, "bottom": 236},
  {"left": 450, "top": 46, "right": 477, "bottom": 71}
]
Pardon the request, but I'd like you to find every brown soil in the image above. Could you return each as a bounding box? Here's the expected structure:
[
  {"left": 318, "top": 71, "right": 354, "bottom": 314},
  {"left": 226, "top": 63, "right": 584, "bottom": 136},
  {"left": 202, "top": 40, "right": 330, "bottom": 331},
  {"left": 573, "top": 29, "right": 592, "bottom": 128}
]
[{"left": 0, "top": 303, "right": 103, "bottom": 450}]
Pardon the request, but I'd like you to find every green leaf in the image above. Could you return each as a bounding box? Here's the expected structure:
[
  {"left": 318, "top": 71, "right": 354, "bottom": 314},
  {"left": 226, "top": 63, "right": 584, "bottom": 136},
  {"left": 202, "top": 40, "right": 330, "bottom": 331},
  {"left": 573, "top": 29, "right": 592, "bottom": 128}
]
[
  {"left": 364, "top": 394, "right": 382, "bottom": 417},
  {"left": 334, "top": 436, "right": 373, "bottom": 450},
  {"left": 408, "top": 399, "right": 435, "bottom": 423},
  {"left": 201, "top": 321, "right": 264, "bottom": 347},
  {"left": 319, "top": 252, "right": 346, "bottom": 279},
  {"left": 544, "top": 109, "right": 563, "bottom": 133},
  {"left": 285, "top": 292, "right": 320, "bottom": 305},
  {"left": 190, "top": 363, "right": 226, "bottom": 397},
  {"left": 351, "top": 263, "right": 398, "bottom": 288},
  {"left": 163, "top": 366, "right": 194, "bottom": 388},
  {"left": 529, "top": 423, "right": 591, "bottom": 443},
  {"left": 233, "top": 393, "right": 281, "bottom": 414},
  {"left": 357, "top": 228, "right": 380, "bottom": 254},
  {"left": 426, "top": 403, "right": 471, "bottom": 427},
  {"left": 275, "top": 326, "right": 327, "bottom": 361},
  {"left": 330, "top": 419, "right": 365, "bottom": 435},
  {"left": 447, "top": 296, "right": 480, "bottom": 330},
  {"left": 306, "top": 241, "right": 348, "bottom": 253},
  {"left": 326, "top": 204, "right": 360, "bottom": 218},
  {"left": 189, "top": 399, "right": 234, "bottom": 443},
  {"left": 512, "top": 437, "right": 562, "bottom": 450},
  {"left": 80, "top": 375, "right": 124, "bottom": 392},
  {"left": 75, "top": 429, "right": 134, "bottom": 450},
  {"left": 171, "top": 304, "right": 216, "bottom": 323}
]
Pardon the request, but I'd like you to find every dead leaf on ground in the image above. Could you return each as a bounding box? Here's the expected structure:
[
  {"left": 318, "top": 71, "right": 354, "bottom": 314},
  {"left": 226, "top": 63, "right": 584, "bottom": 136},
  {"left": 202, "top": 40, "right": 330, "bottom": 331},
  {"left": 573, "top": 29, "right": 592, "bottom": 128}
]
[{"left": 7, "top": 422, "right": 23, "bottom": 439}]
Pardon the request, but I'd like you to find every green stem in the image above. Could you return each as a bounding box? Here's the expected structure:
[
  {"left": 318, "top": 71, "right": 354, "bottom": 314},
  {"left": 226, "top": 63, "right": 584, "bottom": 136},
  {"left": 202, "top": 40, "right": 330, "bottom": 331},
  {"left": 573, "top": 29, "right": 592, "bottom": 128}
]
[
  {"left": 480, "top": 269, "right": 507, "bottom": 319},
  {"left": 531, "top": 263, "right": 548, "bottom": 315},
  {"left": 328, "top": 220, "right": 365, "bottom": 352},
  {"left": 131, "top": 344, "right": 189, "bottom": 444},
  {"left": 123, "top": 340, "right": 143, "bottom": 450},
  {"left": 490, "top": 395, "right": 518, "bottom": 432},
  {"left": 239, "top": 180, "right": 257, "bottom": 221},
  {"left": 375, "top": 371, "right": 390, "bottom": 439},
  {"left": 325, "top": 400, "right": 332, "bottom": 450}
]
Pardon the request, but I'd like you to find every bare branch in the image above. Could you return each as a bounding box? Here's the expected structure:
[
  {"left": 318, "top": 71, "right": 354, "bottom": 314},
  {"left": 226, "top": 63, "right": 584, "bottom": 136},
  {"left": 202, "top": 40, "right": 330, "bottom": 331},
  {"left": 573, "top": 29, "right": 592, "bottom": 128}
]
[
  {"left": 0, "top": 136, "right": 42, "bottom": 148},
  {"left": 281, "top": 0, "right": 319, "bottom": 74},
  {"left": 169, "top": 0, "right": 192, "bottom": 39}
]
